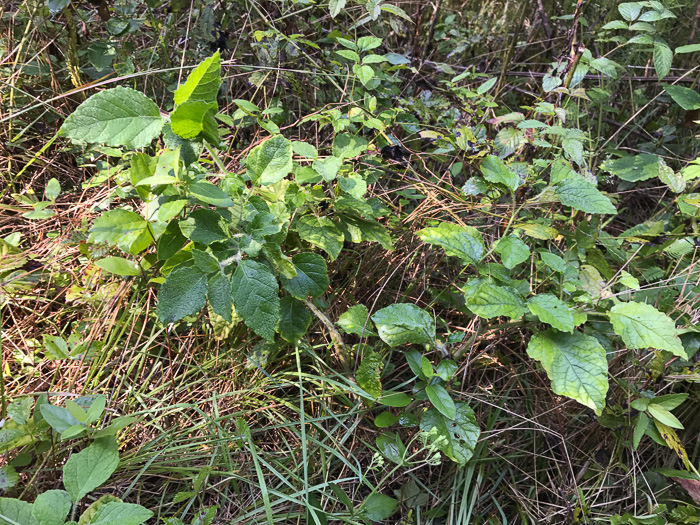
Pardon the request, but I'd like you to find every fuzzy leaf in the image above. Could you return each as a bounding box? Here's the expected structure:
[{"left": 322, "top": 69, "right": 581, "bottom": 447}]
[
  {"left": 416, "top": 222, "right": 484, "bottom": 265},
  {"left": 527, "top": 294, "right": 575, "bottom": 332},
  {"left": 480, "top": 155, "right": 519, "bottom": 191},
  {"left": 609, "top": 302, "right": 686, "bottom": 358},
  {"left": 296, "top": 216, "right": 344, "bottom": 261},
  {"left": 356, "top": 350, "right": 383, "bottom": 399},
  {"left": 0, "top": 498, "right": 39, "bottom": 525},
  {"left": 174, "top": 51, "right": 221, "bottom": 105},
  {"left": 419, "top": 402, "right": 480, "bottom": 466},
  {"left": 337, "top": 304, "right": 376, "bottom": 336},
  {"left": 231, "top": 260, "right": 280, "bottom": 341},
  {"left": 662, "top": 83, "right": 700, "bottom": 110},
  {"left": 246, "top": 135, "right": 293, "bottom": 185},
  {"left": 60, "top": 87, "right": 164, "bottom": 149},
  {"left": 33, "top": 490, "right": 72, "bottom": 525},
  {"left": 95, "top": 257, "right": 140, "bottom": 276},
  {"left": 157, "top": 267, "right": 208, "bottom": 324},
  {"left": 527, "top": 330, "right": 608, "bottom": 415},
  {"left": 371, "top": 303, "right": 435, "bottom": 347},
  {"left": 278, "top": 296, "right": 311, "bottom": 343},
  {"left": 280, "top": 253, "right": 329, "bottom": 299},
  {"left": 602, "top": 154, "right": 662, "bottom": 182},
  {"left": 495, "top": 235, "right": 530, "bottom": 269},
  {"left": 554, "top": 177, "right": 617, "bottom": 214},
  {"left": 465, "top": 281, "right": 526, "bottom": 319}
]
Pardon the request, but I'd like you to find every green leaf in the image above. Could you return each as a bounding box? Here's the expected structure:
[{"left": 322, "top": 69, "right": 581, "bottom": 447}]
[
  {"left": 526, "top": 330, "right": 608, "bottom": 415},
  {"left": 207, "top": 271, "right": 232, "bottom": 323},
  {"left": 329, "top": 0, "right": 346, "bottom": 18},
  {"left": 662, "top": 83, "right": 700, "bottom": 110},
  {"left": 554, "top": 177, "right": 617, "bottom": 215},
  {"left": 646, "top": 404, "right": 684, "bottom": 429},
  {"left": 174, "top": 51, "right": 221, "bottom": 105},
  {"left": 278, "top": 296, "right": 311, "bottom": 343},
  {"left": 232, "top": 260, "right": 280, "bottom": 341},
  {"left": 375, "top": 432, "right": 405, "bottom": 464},
  {"left": 89, "top": 210, "right": 150, "bottom": 254},
  {"left": 40, "top": 404, "right": 81, "bottom": 433},
  {"left": 657, "top": 161, "right": 685, "bottom": 193},
  {"left": 527, "top": 294, "right": 575, "bottom": 332},
  {"left": 416, "top": 222, "right": 484, "bottom": 265},
  {"left": 675, "top": 43, "right": 700, "bottom": 53},
  {"left": 362, "top": 493, "right": 397, "bottom": 522},
  {"left": 602, "top": 154, "right": 662, "bottom": 182},
  {"left": 633, "top": 412, "right": 649, "bottom": 450},
  {"left": 378, "top": 392, "right": 411, "bottom": 407},
  {"left": 178, "top": 209, "right": 229, "bottom": 245},
  {"left": 296, "top": 215, "right": 344, "bottom": 261},
  {"left": 246, "top": 135, "right": 293, "bottom": 185},
  {"left": 356, "top": 349, "right": 383, "bottom": 399},
  {"left": 0, "top": 466, "right": 19, "bottom": 491},
  {"left": 188, "top": 181, "right": 235, "bottom": 207},
  {"left": 353, "top": 64, "right": 375, "bottom": 87},
  {"left": 371, "top": 303, "right": 435, "bottom": 347},
  {"left": 495, "top": 235, "right": 530, "bottom": 269},
  {"left": 653, "top": 39, "right": 673, "bottom": 80},
  {"left": 233, "top": 99, "right": 260, "bottom": 115},
  {"left": 44, "top": 178, "right": 61, "bottom": 201},
  {"left": 32, "top": 490, "right": 72, "bottom": 525},
  {"left": 0, "top": 498, "right": 39, "bottom": 525},
  {"left": 84, "top": 501, "right": 153, "bottom": 525},
  {"left": 339, "top": 215, "right": 394, "bottom": 250},
  {"left": 374, "top": 412, "right": 397, "bottom": 427},
  {"left": 291, "top": 141, "right": 318, "bottom": 159},
  {"left": 157, "top": 221, "right": 187, "bottom": 261},
  {"left": 312, "top": 155, "right": 343, "bottom": 181},
  {"left": 7, "top": 397, "right": 33, "bottom": 425},
  {"left": 157, "top": 266, "right": 208, "bottom": 324},
  {"left": 465, "top": 281, "right": 526, "bottom": 319},
  {"left": 170, "top": 101, "right": 217, "bottom": 139},
  {"left": 480, "top": 155, "right": 519, "bottom": 191},
  {"left": 337, "top": 304, "right": 376, "bottom": 336},
  {"left": 419, "top": 402, "right": 480, "bottom": 466},
  {"left": 336, "top": 49, "right": 360, "bottom": 62},
  {"left": 425, "top": 384, "right": 456, "bottom": 419},
  {"left": 63, "top": 437, "right": 120, "bottom": 502},
  {"left": 332, "top": 133, "right": 368, "bottom": 159},
  {"left": 357, "top": 36, "right": 382, "bottom": 52},
  {"left": 60, "top": 87, "right": 165, "bottom": 149},
  {"left": 609, "top": 302, "right": 686, "bottom": 358},
  {"left": 95, "top": 257, "right": 140, "bottom": 276},
  {"left": 280, "top": 253, "right": 329, "bottom": 299}
]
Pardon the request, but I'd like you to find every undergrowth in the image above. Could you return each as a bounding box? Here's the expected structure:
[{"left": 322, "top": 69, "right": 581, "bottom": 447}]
[{"left": 1, "top": 1, "right": 699, "bottom": 524}]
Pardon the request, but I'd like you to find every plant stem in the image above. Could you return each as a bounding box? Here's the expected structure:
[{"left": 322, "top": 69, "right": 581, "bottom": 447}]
[{"left": 303, "top": 299, "right": 351, "bottom": 376}]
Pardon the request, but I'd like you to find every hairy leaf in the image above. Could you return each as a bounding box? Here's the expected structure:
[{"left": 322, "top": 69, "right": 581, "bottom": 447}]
[
  {"left": 232, "top": 260, "right": 280, "bottom": 341},
  {"left": 417, "top": 222, "right": 484, "bottom": 265},
  {"left": 278, "top": 296, "right": 311, "bottom": 343},
  {"left": 554, "top": 177, "right": 617, "bottom": 215},
  {"left": 495, "top": 235, "right": 530, "bottom": 269},
  {"left": 465, "top": 281, "right": 525, "bottom": 319},
  {"left": 609, "top": 302, "right": 686, "bottom": 358},
  {"left": 296, "top": 216, "right": 344, "bottom": 261},
  {"left": 480, "top": 154, "right": 519, "bottom": 190},
  {"left": 63, "top": 437, "right": 119, "bottom": 502},
  {"left": 157, "top": 267, "right": 208, "bottom": 324},
  {"left": 527, "top": 330, "right": 608, "bottom": 415},
  {"left": 357, "top": 349, "right": 383, "bottom": 399},
  {"left": 337, "top": 304, "right": 376, "bottom": 336},
  {"left": 420, "top": 402, "right": 480, "bottom": 466},
  {"left": 528, "top": 294, "right": 575, "bottom": 332},
  {"left": 61, "top": 87, "right": 164, "bottom": 148},
  {"left": 371, "top": 303, "right": 435, "bottom": 347},
  {"left": 280, "top": 253, "right": 329, "bottom": 299},
  {"left": 246, "top": 135, "right": 293, "bottom": 185},
  {"left": 174, "top": 51, "right": 221, "bottom": 105}
]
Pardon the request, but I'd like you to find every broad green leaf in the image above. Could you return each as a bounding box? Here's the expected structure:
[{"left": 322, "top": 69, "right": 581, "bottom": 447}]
[
  {"left": 157, "top": 266, "right": 208, "bottom": 324},
  {"left": 337, "top": 304, "right": 376, "bottom": 336},
  {"left": 657, "top": 161, "right": 685, "bottom": 193},
  {"left": 174, "top": 51, "right": 221, "bottom": 105},
  {"left": 232, "top": 260, "right": 280, "bottom": 341},
  {"left": 332, "top": 133, "right": 368, "bottom": 159},
  {"left": 353, "top": 64, "right": 375, "bottom": 87},
  {"left": 157, "top": 221, "right": 187, "bottom": 261},
  {"left": 262, "top": 243, "right": 296, "bottom": 279},
  {"left": 375, "top": 432, "right": 405, "bottom": 464},
  {"left": 419, "top": 402, "right": 480, "bottom": 466},
  {"left": 60, "top": 87, "right": 165, "bottom": 149},
  {"left": 335, "top": 194, "right": 375, "bottom": 218},
  {"left": 86, "top": 501, "right": 153, "bottom": 525},
  {"left": 675, "top": 44, "right": 700, "bottom": 53},
  {"left": 280, "top": 253, "right": 329, "bottom": 299},
  {"left": 0, "top": 466, "right": 19, "bottom": 490},
  {"left": 338, "top": 174, "right": 367, "bottom": 199},
  {"left": 527, "top": 294, "right": 575, "bottom": 332},
  {"left": 651, "top": 393, "right": 688, "bottom": 410},
  {"left": 95, "top": 257, "right": 140, "bottom": 276},
  {"left": 540, "top": 252, "right": 568, "bottom": 273},
  {"left": 495, "top": 235, "right": 530, "bottom": 269},
  {"left": 357, "top": 36, "right": 382, "bottom": 52},
  {"left": 374, "top": 412, "right": 397, "bottom": 427},
  {"left": 609, "top": 302, "right": 686, "bottom": 358},
  {"left": 356, "top": 349, "right": 383, "bottom": 399},
  {"left": 33, "top": 490, "right": 71, "bottom": 525},
  {"left": 662, "top": 83, "right": 700, "bottom": 111},
  {"left": 465, "top": 281, "right": 526, "bottom": 319},
  {"left": 178, "top": 209, "right": 229, "bottom": 245},
  {"left": 371, "top": 303, "right": 435, "bottom": 347},
  {"left": 233, "top": 99, "right": 260, "bottom": 114},
  {"left": 653, "top": 39, "right": 673, "bottom": 80},
  {"left": 515, "top": 222, "right": 559, "bottom": 240},
  {"left": 0, "top": 498, "right": 39, "bottom": 525},
  {"left": 480, "top": 154, "right": 519, "bottom": 191},
  {"left": 63, "top": 437, "right": 119, "bottom": 502},
  {"left": 278, "top": 296, "right": 311, "bottom": 343},
  {"left": 291, "top": 140, "right": 318, "bottom": 159},
  {"left": 425, "top": 384, "right": 456, "bottom": 419},
  {"left": 416, "top": 222, "right": 484, "bottom": 265},
  {"left": 7, "top": 397, "right": 33, "bottom": 425},
  {"left": 207, "top": 271, "right": 232, "bottom": 323},
  {"left": 170, "top": 101, "right": 217, "bottom": 139},
  {"left": 633, "top": 412, "right": 649, "bottom": 450},
  {"left": 312, "top": 155, "right": 343, "bottom": 181},
  {"left": 379, "top": 392, "right": 411, "bottom": 407},
  {"left": 192, "top": 249, "right": 219, "bottom": 273},
  {"left": 48, "top": 0, "right": 71, "bottom": 15},
  {"left": 337, "top": 49, "right": 360, "bottom": 62},
  {"left": 188, "top": 181, "right": 235, "bottom": 207},
  {"left": 362, "top": 493, "right": 397, "bottom": 522},
  {"left": 602, "top": 154, "right": 662, "bottom": 182},
  {"left": 646, "top": 404, "right": 683, "bottom": 429},
  {"left": 526, "top": 330, "right": 608, "bottom": 415},
  {"left": 296, "top": 215, "right": 344, "bottom": 261},
  {"left": 339, "top": 215, "right": 394, "bottom": 250},
  {"left": 163, "top": 123, "right": 203, "bottom": 166},
  {"left": 44, "top": 178, "right": 61, "bottom": 201},
  {"left": 246, "top": 135, "right": 293, "bottom": 185},
  {"left": 554, "top": 177, "right": 617, "bottom": 214},
  {"left": 89, "top": 210, "right": 150, "bottom": 253},
  {"left": 329, "top": 0, "right": 346, "bottom": 18},
  {"left": 619, "top": 2, "right": 642, "bottom": 21},
  {"left": 40, "top": 404, "right": 81, "bottom": 433}
]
